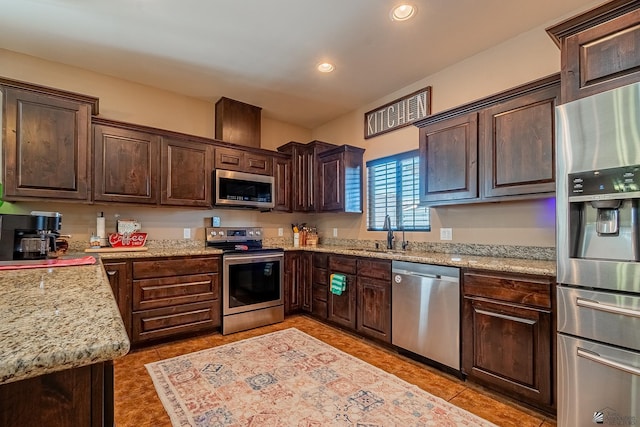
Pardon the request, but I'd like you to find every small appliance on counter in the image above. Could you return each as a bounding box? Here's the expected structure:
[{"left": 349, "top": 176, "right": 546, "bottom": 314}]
[{"left": 0, "top": 211, "right": 63, "bottom": 261}]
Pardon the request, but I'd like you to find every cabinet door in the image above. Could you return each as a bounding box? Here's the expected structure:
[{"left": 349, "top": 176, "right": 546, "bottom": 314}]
[
  {"left": 301, "top": 252, "right": 313, "bottom": 312},
  {"left": 273, "top": 157, "right": 292, "bottom": 212},
  {"left": 3, "top": 88, "right": 91, "bottom": 200},
  {"left": 462, "top": 297, "right": 552, "bottom": 407},
  {"left": 317, "top": 151, "right": 344, "bottom": 211},
  {"left": 93, "top": 124, "right": 160, "bottom": 204},
  {"left": 161, "top": 137, "right": 213, "bottom": 207},
  {"left": 563, "top": 8, "right": 640, "bottom": 103},
  {"left": 284, "top": 251, "right": 301, "bottom": 314},
  {"left": 327, "top": 274, "right": 357, "bottom": 330},
  {"left": 103, "top": 261, "right": 131, "bottom": 339},
  {"left": 291, "top": 146, "right": 314, "bottom": 211},
  {"left": 244, "top": 152, "right": 272, "bottom": 175},
  {"left": 419, "top": 112, "right": 478, "bottom": 203},
  {"left": 214, "top": 146, "right": 244, "bottom": 172},
  {"left": 356, "top": 276, "right": 391, "bottom": 343},
  {"left": 482, "top": 84, "right": 558, "bottom": 198}
]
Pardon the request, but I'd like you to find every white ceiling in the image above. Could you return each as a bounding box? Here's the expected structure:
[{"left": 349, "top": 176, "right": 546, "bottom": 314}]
[{"left": 0, "top": 0, "right": 600, "bottom": 129}]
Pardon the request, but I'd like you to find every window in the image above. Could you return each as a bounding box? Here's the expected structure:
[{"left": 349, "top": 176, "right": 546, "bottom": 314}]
[{"left": 366, "top": 150, "right": 430, "bottom": 231}]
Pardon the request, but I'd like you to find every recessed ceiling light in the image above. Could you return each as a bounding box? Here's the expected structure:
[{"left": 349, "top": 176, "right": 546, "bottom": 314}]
[
  {"left": 390, "top": 4, "right": 416, "bottom": 21},
  {"left": 317, "top": 62, "right": 335, "bottom": 73}
]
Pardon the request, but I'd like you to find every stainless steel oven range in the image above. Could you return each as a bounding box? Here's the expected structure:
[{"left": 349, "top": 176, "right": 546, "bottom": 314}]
[{"left": 205, "top": 226, "right": 284, "bottom": 335}]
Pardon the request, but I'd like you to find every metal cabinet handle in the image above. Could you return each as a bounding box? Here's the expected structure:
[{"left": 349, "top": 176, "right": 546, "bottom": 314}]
[
  {"left": 577, "top": 348, "right": 640, "bottom": 377},
  {"left": 576, "top": 297, "right": 640, "bottom": 319},
  {"left": 106, "top": 271, "right": 117, "bottom": 276}
]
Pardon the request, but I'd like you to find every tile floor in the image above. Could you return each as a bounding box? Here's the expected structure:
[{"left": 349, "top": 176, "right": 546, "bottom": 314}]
[{"left": 114, "top": 315, "right": 557, "bottom": 427}]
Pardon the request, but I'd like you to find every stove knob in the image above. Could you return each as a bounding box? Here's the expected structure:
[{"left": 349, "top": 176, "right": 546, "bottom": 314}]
[
  {"left": 255, "top": 230, "right": 261, "bottom": 236},
  {"left": 248, "top": 231, "right": 254, "bottom": 236}
]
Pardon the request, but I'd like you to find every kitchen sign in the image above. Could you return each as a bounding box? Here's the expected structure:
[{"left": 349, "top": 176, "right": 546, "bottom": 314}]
[{"left": 364, "top": 86, "right": 431, "bottom": 139}]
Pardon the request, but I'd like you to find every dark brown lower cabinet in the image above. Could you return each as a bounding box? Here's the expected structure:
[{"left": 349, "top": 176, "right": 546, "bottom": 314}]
[
  {"left": 311, "top": 253, "right": 329, "bottom": 318},
  {"left": 104, "top": 256, "right": 221, "bottom": 346},
  {"left": 327, "top": 255, "right": 357, "bottom": 329},
  {"left": 462, "top": 269, "right": 555, "bottom": 413},
  {"left": 356, "top": 258, "right": 391, "bottom": 343},
  {"left": 0, "top": 362, "right": 113, "bottom": 427},
  {"left": 284, "top": 251, "right": 312, "bottom": 315}
]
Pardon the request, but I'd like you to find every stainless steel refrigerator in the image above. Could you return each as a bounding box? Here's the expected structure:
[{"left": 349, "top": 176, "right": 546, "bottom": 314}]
[{"left": 556, "top": 82, "right": 640, "bottom": 426}]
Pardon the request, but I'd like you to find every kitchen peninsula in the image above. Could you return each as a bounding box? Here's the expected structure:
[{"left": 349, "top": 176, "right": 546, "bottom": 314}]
[{"left": 0, "top": 262, "right": 130, "bottom": 427}]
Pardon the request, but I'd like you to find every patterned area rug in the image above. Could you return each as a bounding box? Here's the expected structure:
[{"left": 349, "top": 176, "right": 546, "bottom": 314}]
[{"left": 146, "top": 328, "right": 496, "bottom": 426}]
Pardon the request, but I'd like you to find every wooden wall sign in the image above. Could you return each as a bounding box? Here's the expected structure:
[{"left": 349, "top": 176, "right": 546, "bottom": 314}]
[{"left": 364, "top": 87, "right": 431, "bottom": 139}]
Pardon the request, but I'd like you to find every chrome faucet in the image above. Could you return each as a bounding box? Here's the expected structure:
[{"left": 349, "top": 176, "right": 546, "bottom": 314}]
[{"left": 383, "top": 214, "right": 394, "bottom": 250}]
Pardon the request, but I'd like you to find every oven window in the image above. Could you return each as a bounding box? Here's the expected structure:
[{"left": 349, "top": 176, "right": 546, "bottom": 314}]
[{"left": 227, "top": 260, "right": 280, "bottom": 308}]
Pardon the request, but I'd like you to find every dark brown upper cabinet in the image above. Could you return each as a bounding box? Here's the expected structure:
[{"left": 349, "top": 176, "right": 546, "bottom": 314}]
[
  {"left": 419, "top": 112, "right": 479, "bottom": 203},
  {"left": 481, "top": 84, "right": 558, "bottom": 198},
  {"left": 547, "top": 1, "right": 640, "bottom": 103},
  {"left": 93, "top": 120, "right": 160, "bottom": 205},
  {"left": 317, "top": 145, "right": 365, "bottom": 213},
  {"left": 215, "top": 97, "right": 261, "bottom": 148},
  {"left": 277, "top": 140, "right": 364, "bottom": 213},
  {"left": 1, "top": 79, "right": 98, "bottom": 201},
  {"left": 273, "top": 155, "right": 292, "bottom": 212},
  {"left": 214, "top": 146, "right": 272, "bottom": 176},
  {"left": 415, "top": 74, "right": 559, "bottom": 206},
  {"left": 161, "top": 137, "right": 214, "bottom": 207}
]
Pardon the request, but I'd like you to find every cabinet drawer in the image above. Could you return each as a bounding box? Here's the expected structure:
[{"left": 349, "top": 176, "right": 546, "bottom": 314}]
[
  {"left": 313, "top": 267, "right": 327, "bottom": 286},
  {"left": 329, "top": 255, "right": 357, "bottom": 275},
  {"left": 245, "top": 152, "right": 272, "bottom": 175},
  {"left": 133, "top": 273, "right": 219, "bottom": 310},
  {"left": 312, "top": 283, "right": 328, "bottom": 302},
  {"left": 463, "top": 270, "right": 552, "bottom": 309},
  {"left": 132, "top": 301, "right": 220, "bottom": 344},
  {"left": 313, "top": 253, "right": 328, "bottom": 268},
  {"left": 312, "top": 299, "right": 327, "bottom": 319},
  {"left": 357, "top": 258, "right": 391, "bottom": 281},
  {"left": 132, "top": 257, "right": 219, "bottom": 279}
]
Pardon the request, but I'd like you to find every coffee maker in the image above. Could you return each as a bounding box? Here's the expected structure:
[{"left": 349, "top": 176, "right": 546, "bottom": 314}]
[{"left": 0, "top": 211, "right": 63, "bottom": 261}]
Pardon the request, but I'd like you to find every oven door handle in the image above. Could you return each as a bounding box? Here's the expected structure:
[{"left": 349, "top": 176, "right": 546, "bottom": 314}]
[
  {"left": 576, "top": 297, "right": 640, "bottom": 318},
  {"left": 577, "top": 348, "right": 640, "bottom": 377},
  {"left": 224, "top": 252, "right": 283, "bottom": 263}
]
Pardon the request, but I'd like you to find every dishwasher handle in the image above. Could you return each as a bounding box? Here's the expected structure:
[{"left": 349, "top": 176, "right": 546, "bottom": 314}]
[{"left": 393, "top": 269, "right": 458, "bottom": 282}]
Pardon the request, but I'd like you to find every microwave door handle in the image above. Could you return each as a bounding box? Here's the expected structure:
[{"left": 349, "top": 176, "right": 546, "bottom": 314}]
[
  {"left": 576, "top": 297, "right": 640, "bottom": 318},
  {"left": 577, "top": 348, "right": 640, "bottom": 377}
]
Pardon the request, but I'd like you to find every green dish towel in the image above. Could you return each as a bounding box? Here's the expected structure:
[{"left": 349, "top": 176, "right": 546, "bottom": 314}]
[{"left": 330, "top": 273, "right": 347, "bottom": 295}]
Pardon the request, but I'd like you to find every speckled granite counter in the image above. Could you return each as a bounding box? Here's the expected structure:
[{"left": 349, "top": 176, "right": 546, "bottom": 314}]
[
  {"left": 90, "top": 242, "right": 555, "bottom": 277},
  {"left": 0, "top": 262, "right": 130, "bottom": 385},
  {"left": 292, "top": 246, "right": 556, "bottom": 277}
]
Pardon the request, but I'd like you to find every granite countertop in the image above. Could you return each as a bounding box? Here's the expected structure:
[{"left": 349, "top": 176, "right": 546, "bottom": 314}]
[
  {"left": 0, "top": 262, "right": 130, "bottom": 385},
  {"left": 297, "top": 246, "right": 556, "bottom": 277},
  {"left": 93, "top": 243, "right": 555, "bottom": 276}
]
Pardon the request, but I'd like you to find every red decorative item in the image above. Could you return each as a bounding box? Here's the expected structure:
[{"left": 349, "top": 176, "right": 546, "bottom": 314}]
[{"left": 108, "top": 232, "right": 147, "bottom": 247}]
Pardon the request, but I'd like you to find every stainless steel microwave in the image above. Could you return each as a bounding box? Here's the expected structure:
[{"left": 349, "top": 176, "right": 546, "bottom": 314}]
[{"left": 213, "top": 169, "right": 275, "bottom": 209}]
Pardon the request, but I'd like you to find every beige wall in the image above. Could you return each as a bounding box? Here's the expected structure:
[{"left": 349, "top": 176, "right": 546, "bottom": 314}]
[
  {"left": 1, "top": 7, "right": 596, "bottom": 248},
  {"left": 310, "top": 21, "right": 574, "bottom": 248}
]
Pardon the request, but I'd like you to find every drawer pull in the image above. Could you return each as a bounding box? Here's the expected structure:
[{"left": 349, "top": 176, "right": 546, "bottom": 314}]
[
  {"left": 576, "top": 297, "right": 640, "bottom": 319},
  {"left": 106, "top": 271, "right": 117, "bottom": 277},
  {"left": 577, "top": 348, "right": 640, "bottom": 377},
  {"left": 475, "top": 308, "right": 536, "bottom": 324}
]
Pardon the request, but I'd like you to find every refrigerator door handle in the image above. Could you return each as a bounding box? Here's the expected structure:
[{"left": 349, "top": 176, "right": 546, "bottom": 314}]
[
  {"left": 576, "top": 297, "right": 640, "bottom": 319},
  {"left": 577, "top": 348, "right": 640, "bottom": 377}
]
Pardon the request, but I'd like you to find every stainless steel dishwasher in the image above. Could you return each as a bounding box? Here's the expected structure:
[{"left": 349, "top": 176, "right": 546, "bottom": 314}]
[{"left": 391, "top": 260, "right": 460, "bottom": 371}]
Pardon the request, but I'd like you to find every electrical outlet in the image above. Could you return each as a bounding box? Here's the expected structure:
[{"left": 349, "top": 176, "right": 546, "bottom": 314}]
[
  {"left": 440, "top": 228, "right": 452, "bottom": 241},
  {"left": 183, "top": 228, "right": 191, "bottom": 239},
  {"left": 278, "top": 227, "right": 283, "bottom": 236},
  {"left": 333, "top": 228, "right": 338, "bottom": 237}
]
